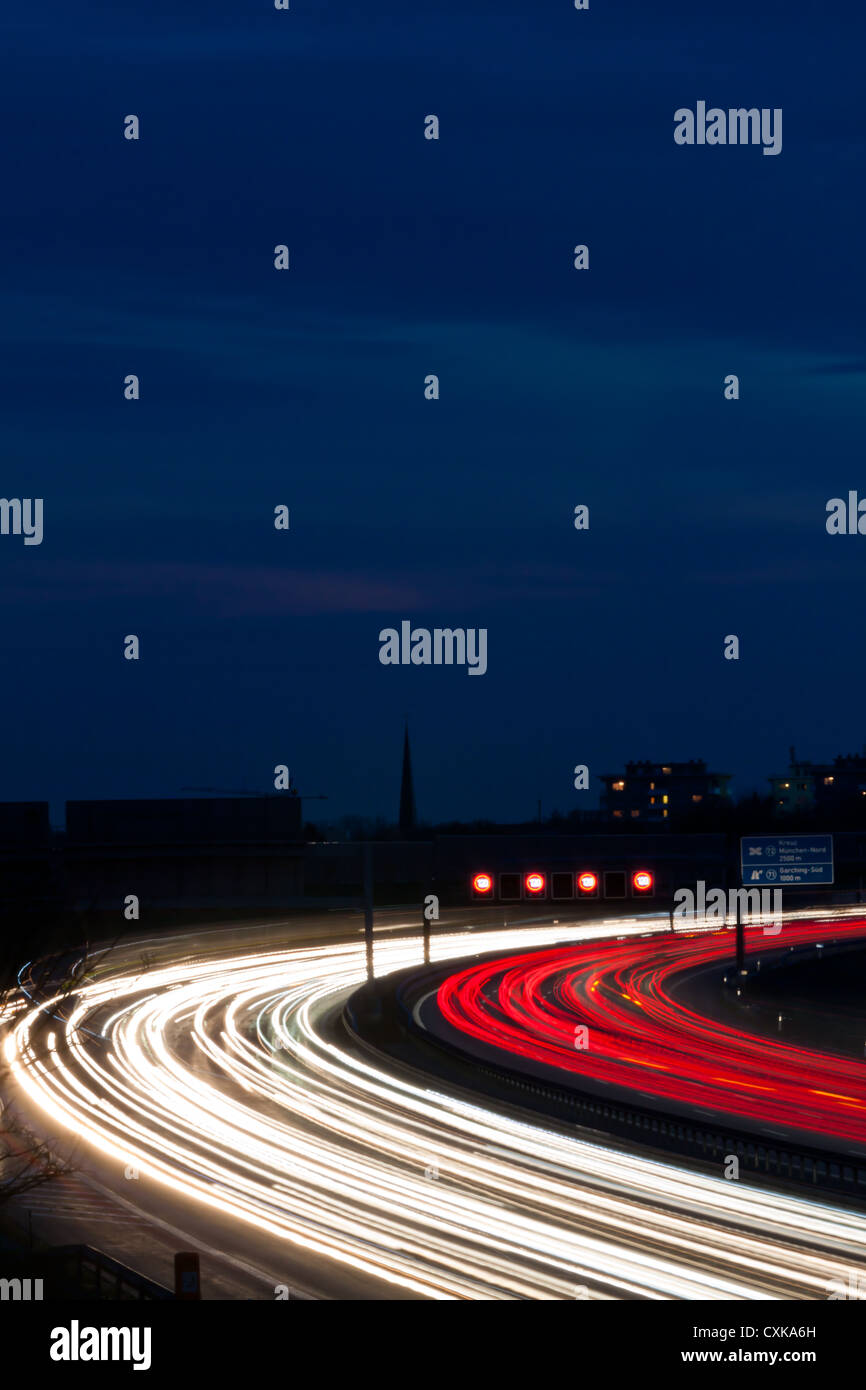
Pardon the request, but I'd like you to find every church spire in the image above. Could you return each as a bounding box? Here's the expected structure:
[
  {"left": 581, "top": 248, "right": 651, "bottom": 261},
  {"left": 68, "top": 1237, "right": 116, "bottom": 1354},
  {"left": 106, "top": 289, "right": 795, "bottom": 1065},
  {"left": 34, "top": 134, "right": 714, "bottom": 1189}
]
[{"left": 399, "top": 721, "right": 417, "bottom": 832}]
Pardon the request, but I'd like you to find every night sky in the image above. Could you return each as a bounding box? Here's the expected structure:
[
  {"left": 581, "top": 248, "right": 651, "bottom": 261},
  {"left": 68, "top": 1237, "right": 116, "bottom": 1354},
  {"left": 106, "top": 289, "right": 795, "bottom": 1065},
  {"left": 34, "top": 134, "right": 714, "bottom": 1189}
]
[{"left": 2, "top": 1, "right": 864, "bottom": 826}]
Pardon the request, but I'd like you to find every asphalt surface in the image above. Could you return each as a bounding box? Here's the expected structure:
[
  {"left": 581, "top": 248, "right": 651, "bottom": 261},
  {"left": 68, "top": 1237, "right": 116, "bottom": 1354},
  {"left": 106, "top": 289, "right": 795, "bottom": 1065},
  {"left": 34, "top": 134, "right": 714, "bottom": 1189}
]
[{"left": 5, "top": 908, "right": 866, "bottom": 1299}]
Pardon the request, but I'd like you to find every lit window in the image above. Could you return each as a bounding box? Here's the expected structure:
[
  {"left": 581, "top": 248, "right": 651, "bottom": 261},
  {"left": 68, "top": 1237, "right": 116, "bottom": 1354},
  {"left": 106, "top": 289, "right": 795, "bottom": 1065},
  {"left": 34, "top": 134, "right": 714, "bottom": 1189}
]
[
  {"left": 612, "top": 780, "right": 625, "bottom": 791},
  {"left": 662, "top": 809, "right": 668, "bottom": 818},
  {"left": 692, "top": 794, "right": 703, "bottom": 802},
  {"left": 824, "top": 776, "right": 834, "bottom": 785},
  {"left": 782, "top": 782, "right": 790, "bottom": 789},
  {"left": 662, "top": 766, "right": 672, "bottom": 774},
  {"left": 650, "top": 796, "right": 655, "bottom": 805},
  {"left": 630, "top": 809, "right": 640, "bottom": 817},
  {"left": 662, "top": 795, "right": 669, "bottom": 805},
  {"left": 612, "top": 810, "right": 623, "bottom": 819},
  {"left": 649, "top": 782, "right": 655, "bottom": 791}
]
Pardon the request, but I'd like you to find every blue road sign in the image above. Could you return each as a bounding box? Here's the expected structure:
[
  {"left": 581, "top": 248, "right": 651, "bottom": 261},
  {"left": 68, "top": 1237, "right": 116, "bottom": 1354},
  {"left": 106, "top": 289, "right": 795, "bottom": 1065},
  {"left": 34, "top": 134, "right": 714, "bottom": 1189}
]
[{"left": 740, "top": 834, "right": 834, "bottom": 886}]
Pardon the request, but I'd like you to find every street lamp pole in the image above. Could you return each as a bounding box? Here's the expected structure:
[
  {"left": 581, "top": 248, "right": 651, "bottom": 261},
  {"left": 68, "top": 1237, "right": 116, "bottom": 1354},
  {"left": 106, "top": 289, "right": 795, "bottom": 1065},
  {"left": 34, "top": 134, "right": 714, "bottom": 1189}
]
[{"left": 363, "top": 842, "right": 374, "bottom": 981}]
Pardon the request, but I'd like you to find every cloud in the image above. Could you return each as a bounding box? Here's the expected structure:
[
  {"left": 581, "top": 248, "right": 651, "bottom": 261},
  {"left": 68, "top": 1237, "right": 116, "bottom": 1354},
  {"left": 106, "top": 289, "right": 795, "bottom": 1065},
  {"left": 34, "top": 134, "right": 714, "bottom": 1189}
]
[{"left": 0, "top": 561, "right": 417, "bottom": 616}]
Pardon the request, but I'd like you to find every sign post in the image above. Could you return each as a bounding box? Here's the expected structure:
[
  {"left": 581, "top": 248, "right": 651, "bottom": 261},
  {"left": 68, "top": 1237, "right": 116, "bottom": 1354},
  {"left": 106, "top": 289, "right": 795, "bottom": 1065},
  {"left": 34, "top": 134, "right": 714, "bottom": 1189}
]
[
  {"left": 363, "top": 843, "right": 374, "bottom": 981},
  {"left": 174, "top": 1252, "right": 201, "bottom": 1301}
]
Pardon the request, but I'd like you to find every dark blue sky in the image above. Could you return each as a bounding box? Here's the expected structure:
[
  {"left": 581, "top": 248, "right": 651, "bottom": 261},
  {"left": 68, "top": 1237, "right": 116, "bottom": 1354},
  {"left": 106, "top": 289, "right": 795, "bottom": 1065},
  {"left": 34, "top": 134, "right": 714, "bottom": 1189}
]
[{"left": 2, "top": 1, "right": 865, "bottom": 825}]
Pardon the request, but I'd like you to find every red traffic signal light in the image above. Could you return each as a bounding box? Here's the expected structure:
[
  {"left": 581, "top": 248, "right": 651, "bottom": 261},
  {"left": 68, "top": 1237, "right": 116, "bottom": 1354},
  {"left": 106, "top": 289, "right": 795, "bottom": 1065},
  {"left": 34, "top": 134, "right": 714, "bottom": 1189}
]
[
  {"left": 524, "top": 871, "right": 546, "bottom": 896},
  {"left": 632, "top": 869, "right": 654, "bottom": 894},
  {"left": 472, "top": 872, "right": 493, "bottom": 895},
  {"left": 577, "top": 871, "right": 598, "bottom": 895}
]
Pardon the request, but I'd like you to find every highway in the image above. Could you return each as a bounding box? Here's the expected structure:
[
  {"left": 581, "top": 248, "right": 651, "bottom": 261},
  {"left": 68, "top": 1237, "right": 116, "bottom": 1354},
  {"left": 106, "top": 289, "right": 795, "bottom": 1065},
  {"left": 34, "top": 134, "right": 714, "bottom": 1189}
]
[
  {"left": 434, "top": 917, "right": 866, "bottom": 1146},
  {"left": 5, "top": 910, "right": 866, "bottom": 1300}
]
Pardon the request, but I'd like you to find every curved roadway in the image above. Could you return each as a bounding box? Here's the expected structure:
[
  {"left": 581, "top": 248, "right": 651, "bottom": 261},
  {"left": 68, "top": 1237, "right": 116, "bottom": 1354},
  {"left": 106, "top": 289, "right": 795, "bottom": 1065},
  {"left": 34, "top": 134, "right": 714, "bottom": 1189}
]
[
  {"left": 4, "top": 911, "right": 866, "bottom": 1300},
  {"left": 434, "top": 917, "right": 866, "bottom": 1146}
]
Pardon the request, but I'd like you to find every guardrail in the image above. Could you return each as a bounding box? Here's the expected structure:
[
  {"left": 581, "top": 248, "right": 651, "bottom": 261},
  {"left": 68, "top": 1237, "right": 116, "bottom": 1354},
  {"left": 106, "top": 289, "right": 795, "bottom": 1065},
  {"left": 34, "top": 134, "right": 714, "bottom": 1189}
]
[
  {"left": 0, "top": 1242, "right": 172, "bottom": 1300},
  {"left": 344, "top": 967, "right": 866, "bottom": 1202}
]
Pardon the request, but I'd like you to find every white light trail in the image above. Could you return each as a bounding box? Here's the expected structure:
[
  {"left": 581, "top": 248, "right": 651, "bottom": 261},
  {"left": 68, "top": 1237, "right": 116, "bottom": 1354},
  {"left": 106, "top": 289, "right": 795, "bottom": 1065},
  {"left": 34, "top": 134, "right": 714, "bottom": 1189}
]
[{"left": 5, "top": 911, "right": 866, "bottom": 1300}]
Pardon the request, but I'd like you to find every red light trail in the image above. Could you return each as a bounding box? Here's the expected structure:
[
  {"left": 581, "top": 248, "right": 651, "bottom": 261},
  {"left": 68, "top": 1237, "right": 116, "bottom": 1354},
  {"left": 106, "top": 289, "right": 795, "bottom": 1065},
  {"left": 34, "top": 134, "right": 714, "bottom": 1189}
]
[{"left": 436, "top": 918, "right": 866, "bottom": 1145}]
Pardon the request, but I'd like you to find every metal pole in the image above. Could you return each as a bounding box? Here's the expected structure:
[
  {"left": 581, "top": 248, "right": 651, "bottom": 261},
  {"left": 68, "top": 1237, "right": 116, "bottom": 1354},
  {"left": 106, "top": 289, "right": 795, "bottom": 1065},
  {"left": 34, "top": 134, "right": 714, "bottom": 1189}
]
[
  {"left": 423, "top": 839, "right": 435, "bottom": 965},
  {"left": 735, "top": 894, "right": 745, "bottom": 974},
  {"left": 363, "top": 842, "right": 374, "bottom": 981}
]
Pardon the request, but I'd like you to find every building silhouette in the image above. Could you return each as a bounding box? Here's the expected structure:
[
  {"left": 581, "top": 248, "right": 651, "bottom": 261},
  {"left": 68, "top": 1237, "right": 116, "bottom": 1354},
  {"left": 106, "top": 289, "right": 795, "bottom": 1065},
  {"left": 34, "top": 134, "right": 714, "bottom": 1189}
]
[
  {"left": 769, "top": 747, "right": 866, "bottom": 815},
  {"left": 599, "top": 759, "right": 732, "bottom": 823}
]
